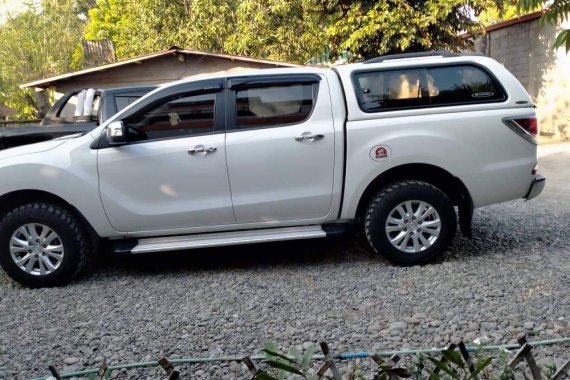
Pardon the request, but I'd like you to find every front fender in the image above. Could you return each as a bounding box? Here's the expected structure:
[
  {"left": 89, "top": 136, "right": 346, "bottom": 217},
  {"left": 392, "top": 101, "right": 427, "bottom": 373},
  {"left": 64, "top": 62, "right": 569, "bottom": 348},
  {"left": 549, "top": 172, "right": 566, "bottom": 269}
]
[{"left": 0, "top": 135, "right": 117, "bottom": 237}]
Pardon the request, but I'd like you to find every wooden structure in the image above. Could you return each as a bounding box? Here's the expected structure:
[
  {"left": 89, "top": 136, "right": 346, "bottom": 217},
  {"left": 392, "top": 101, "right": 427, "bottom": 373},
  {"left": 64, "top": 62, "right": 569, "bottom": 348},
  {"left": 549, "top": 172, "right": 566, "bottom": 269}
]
[
  {"left": 0, "top": 103, "right": 17, "bottom": 119},
  {"left": 19, "top": 47, "right": 302, "bottom": 97}
]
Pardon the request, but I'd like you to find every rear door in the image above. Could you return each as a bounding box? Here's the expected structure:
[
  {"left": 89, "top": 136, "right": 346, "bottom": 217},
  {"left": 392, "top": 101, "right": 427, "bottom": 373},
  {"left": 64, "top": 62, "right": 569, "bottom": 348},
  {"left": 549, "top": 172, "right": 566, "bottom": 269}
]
[{"left": 224, "top": 74, "right": 336, "bottom": 224}]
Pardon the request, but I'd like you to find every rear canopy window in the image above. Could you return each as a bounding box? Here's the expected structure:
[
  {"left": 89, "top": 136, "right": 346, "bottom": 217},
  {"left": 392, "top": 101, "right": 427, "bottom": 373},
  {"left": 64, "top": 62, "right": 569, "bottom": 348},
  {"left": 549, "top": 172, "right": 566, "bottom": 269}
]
[{"left": 354, "top": 65, "right": 505, "bottom": 112}]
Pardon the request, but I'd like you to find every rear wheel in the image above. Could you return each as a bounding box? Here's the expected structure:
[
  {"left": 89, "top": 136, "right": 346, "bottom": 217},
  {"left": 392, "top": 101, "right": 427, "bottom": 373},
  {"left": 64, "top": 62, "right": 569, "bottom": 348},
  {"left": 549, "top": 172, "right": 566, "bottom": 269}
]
[
  {"left": 0, "top": 203, "right": 91, "bottom": 287},
  {"left": 364, "top": 180, "right": 456, "bottom": 265}
]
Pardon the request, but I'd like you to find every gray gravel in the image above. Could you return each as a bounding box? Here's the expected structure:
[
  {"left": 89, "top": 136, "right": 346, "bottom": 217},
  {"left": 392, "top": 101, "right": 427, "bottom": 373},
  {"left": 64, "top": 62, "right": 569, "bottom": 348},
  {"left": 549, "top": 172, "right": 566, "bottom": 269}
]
[{"left": 1, "top": 145, "right": 569, "bottom": 379}]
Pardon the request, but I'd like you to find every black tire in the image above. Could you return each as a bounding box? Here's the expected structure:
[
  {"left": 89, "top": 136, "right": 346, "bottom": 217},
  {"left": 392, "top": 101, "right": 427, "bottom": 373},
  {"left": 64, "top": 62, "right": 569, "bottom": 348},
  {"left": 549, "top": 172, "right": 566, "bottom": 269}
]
[
  {"left": 364, "top": 180, "right": 456, "bottom": 265},
  {"left": 0, "top": 202, "right": 91, "bottom": 287}
]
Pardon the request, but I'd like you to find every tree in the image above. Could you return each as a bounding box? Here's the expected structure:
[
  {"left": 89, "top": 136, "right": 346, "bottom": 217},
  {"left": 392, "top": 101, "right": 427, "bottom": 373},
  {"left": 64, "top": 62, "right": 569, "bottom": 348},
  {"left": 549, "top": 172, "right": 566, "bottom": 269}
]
[
  {"left": 0, "top": 0, "right": 87, "bottom": 118},
  {"left": 224, "top": 0, "right": 328, "bottom": 63},
  {"left": 323, "top": 0, "right": 512, "bottom": 61},
  {"left": 85, "top": 0, "right": 326, "bottom": 63},
  {"left": 519, "top": 0, "right": 570, "bottom": 51},
  {"left": 478, "top": 2, "right": 522, "bottom": 26},
  {"left": 85, "top": 0, "right": 195, "bottom": 59}
]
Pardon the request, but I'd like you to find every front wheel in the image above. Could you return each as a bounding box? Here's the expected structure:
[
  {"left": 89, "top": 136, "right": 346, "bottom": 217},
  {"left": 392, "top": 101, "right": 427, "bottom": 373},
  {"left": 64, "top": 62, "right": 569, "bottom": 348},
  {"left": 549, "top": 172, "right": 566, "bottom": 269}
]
[
  {"left": 364, "top": 180, "right": 456, "bottom": 265},
  {"left": 0, "top": 203, "right": 91, "bottom": 287}
]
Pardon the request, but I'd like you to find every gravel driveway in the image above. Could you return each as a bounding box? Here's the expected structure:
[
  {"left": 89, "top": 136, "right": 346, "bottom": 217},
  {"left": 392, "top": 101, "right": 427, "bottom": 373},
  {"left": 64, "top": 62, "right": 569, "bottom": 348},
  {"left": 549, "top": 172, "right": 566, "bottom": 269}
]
[{"left": 1, "top": 144, "right": 569, "bottom": 379}]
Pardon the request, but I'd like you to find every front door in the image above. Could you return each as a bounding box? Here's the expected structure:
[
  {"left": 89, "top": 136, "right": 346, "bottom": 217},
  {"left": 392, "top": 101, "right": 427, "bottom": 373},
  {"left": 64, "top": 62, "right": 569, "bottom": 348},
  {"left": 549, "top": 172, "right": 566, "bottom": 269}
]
[
  {"left": 97, "top": 81, "right": 235, "bottom": 233},
  {"left": 225, "top": 75, "right": 336, "bottom": 224}
]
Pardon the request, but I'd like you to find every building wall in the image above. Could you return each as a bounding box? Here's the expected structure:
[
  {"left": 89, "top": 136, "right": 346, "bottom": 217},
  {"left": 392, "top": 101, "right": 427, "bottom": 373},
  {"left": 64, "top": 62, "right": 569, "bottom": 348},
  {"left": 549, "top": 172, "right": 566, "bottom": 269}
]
[
  {"left": 52, "top": 54, "right": 284, "bottom": 96},
  {"left": 472, "top": 19, "right": 570, "bottom": 139}
]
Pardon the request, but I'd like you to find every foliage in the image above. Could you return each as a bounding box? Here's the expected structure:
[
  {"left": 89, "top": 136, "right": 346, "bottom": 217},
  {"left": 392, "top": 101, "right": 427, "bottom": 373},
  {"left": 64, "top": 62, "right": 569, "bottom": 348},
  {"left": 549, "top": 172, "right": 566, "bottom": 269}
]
[
  {"left": 518, "top": 0, "right": 570, "bottom": 51},
  {"left": 85, "top": 0, "right": 327, "bottom": 63},
  {"left": 85, "top": 0, "right": 196, "bottom": 58},
  {"left": 252, "top": 341, "right": 560, "bottom": 380},
  {"left": 85, "top": 0, "right": 522, "bottom": 64},
  {"left": 478, "top": 2, "right": 522, "bottom": 26},
  {"left": 258, "top": 340, "right": 318, "bottom": 380},
  {"left": 224, "top": 0, "right": 328, "bottom": 63},
  {"left": 322, "top": 0, "right": 511, "bottom": 61},
  {"left": 426, "top": 349, "right": 493, "bottom": 380},
  {"left": 0, "top": 0, "right": 87, "bottom": 118}
]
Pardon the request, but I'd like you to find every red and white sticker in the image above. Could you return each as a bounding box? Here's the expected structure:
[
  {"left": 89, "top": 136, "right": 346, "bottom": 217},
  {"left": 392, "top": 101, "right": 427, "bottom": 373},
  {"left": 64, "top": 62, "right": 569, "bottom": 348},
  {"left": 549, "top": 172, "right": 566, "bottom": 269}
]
[{"left": 370, "top": 145, "right": 392, "bottom": 162}]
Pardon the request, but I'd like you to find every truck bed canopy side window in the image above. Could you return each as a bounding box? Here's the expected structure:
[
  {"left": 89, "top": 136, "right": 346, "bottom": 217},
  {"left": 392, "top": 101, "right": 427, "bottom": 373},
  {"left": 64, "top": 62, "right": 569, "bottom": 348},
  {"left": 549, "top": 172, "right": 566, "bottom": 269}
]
[{"left": 352, "top": 64, "right": 506, "bottom": 112}]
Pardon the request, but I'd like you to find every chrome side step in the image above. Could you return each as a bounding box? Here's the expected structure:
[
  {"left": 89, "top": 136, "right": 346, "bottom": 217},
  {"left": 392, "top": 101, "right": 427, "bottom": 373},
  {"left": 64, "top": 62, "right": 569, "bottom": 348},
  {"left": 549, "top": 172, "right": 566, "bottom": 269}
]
[{"left": 128, "top": 225, "right": 328, "bottom": 254}]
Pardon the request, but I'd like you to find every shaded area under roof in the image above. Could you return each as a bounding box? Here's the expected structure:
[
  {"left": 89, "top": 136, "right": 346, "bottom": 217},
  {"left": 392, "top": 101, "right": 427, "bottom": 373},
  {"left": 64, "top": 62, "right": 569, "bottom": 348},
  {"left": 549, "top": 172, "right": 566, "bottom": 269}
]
[{"left": 0, "top": 103, "right": 17, "bottom": 117}]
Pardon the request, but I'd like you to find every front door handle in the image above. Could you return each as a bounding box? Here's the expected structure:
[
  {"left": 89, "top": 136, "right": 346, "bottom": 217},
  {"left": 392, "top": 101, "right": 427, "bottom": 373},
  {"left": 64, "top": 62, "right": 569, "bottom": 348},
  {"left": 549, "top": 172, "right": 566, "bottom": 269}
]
[
  {"left": 295, "top": 133, "right": 325, "bottom": 142},
  {"left": 188, "top": 145, "right": 217, "bottom": 155}
]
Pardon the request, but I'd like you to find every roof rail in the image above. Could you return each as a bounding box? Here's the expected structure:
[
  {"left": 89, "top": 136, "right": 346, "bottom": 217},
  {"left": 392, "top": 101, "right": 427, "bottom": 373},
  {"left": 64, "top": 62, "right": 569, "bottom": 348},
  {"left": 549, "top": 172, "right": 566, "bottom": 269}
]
[{"left": 364, "top": 51, "right": 481, "bottom": 64}]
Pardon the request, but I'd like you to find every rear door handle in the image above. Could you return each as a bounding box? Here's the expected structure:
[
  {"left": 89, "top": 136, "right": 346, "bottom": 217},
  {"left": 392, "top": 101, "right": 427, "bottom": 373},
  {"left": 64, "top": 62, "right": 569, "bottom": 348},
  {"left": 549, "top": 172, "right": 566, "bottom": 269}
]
[
  {"left": 295, "top": 133, "right": 325, "bottom": 142},
  {"left": 188, "top": 145, "right": 217, "bottom": 155}
]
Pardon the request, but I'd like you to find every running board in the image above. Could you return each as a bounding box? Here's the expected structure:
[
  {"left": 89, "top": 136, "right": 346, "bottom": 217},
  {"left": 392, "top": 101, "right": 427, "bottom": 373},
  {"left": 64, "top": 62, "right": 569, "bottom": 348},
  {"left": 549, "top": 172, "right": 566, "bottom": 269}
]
[{"left": 121, "top": 225, "right": 334, "bottom": 254}]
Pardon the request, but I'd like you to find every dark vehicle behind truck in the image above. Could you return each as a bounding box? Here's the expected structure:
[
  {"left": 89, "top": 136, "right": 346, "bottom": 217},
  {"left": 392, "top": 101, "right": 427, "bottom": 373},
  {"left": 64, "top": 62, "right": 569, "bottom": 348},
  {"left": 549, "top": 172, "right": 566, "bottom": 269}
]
[{"left": 0, "top": 86, "right": 155, "bottom": 150}]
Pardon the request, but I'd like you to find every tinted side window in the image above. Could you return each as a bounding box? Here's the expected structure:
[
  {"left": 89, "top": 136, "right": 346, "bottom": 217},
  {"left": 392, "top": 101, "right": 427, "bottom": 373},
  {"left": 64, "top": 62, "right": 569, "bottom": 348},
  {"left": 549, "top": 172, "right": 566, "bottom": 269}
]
[
  {"left": 115, "top": 96, "right": 142, "bottom": 112},
  {"left": 235, "top": 84, "right": 315, "bottom": 129},
  {"left": 354, "top": 68, "right": 429, "bottom": 112},
  {"left": 427, "top": 65, "right": 504, "bottom": 105},
  {"left": 353, "top": 65, "right": 505, "bottom": 112},
  {"left": 125, "top": 93, "right": 215, "bottom": 141}
]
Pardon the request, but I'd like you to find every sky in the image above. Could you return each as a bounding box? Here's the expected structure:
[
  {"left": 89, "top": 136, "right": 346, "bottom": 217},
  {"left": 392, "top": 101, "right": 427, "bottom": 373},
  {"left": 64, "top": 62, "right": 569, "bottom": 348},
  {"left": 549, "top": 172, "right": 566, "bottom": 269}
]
[{"left": 0, "top": 0, "right": 29, "bottom": 24}]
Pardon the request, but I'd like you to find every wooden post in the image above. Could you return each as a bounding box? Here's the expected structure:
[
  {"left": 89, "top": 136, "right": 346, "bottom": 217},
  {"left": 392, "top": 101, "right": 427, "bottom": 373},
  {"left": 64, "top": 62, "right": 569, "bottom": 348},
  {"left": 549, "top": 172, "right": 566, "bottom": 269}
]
[
  {"left": 458, "top": 342, "right": 479, "bottom": 380},
  {"left": 158, "top": 357, "right": 180, "bottom": 380},
  {"left": 94, "top": 362, "right": 108, "bottom": 380},
  {"left": 389, "top": 355, "right": 402, "bottom": 380},
  {"left": 242, "top": 356, "right": 268, "bottom": 379},
  {"left": 429, "top": 343, "right": 457, "bottom": 377},
  {"left": 48, "top": 366, "right": 63, "bottom": 380},
  {"left": 508, "top": 344, "right": 542, "bottom": 380},
  {"left": 552, "top": 359, "right": 570, "bottom": 380},
  {"left": 316, "top": 342, "right": 342, "bottom": 380}
]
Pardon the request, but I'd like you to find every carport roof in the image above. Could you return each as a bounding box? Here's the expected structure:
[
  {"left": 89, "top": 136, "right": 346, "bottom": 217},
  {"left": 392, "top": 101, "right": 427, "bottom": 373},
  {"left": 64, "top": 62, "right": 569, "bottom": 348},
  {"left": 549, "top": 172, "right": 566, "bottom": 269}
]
[{"left": 19, "top": 47, "right": 303, "bottom": 89}]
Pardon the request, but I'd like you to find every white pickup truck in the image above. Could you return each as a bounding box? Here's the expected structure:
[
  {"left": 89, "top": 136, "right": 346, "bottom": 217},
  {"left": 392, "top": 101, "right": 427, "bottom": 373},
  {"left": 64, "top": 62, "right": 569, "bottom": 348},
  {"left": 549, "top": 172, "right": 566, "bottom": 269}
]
[{"left": 0, "top": 52, "right": 545, "bottom": 287}]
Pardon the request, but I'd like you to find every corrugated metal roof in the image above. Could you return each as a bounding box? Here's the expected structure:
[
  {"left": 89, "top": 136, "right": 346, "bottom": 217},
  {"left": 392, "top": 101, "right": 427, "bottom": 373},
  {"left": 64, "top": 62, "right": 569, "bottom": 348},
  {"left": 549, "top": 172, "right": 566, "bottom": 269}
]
[{"left": 20, "top": 47, "right": 303, "bottom": 89}]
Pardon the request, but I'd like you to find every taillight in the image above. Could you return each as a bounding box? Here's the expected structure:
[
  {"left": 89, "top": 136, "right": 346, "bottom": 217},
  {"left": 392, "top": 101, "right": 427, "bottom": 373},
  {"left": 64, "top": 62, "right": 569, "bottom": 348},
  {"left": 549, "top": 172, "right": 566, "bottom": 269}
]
[{"left": 503, "top": 116, "right": 538, "bottom": 144}]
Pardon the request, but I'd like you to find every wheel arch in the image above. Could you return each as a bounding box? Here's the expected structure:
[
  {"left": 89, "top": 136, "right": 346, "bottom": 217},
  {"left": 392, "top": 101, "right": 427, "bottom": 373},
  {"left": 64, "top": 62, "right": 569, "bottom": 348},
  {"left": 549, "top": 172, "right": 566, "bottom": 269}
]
[
  {"left": 354, "top": 163, "right": 474, "bottom": 236},
  {"left": 0, "top": 190, "right": 101, "bottom": 247}
]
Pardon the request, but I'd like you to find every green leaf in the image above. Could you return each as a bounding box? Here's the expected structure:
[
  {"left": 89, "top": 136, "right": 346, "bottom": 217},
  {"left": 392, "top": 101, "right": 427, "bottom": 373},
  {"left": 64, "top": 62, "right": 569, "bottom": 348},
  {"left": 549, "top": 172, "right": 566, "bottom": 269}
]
[
  {"left": 428, "top": 358, "right": 460, "bottom": 380},
  {"left": 263, "top": 341, "right": 279, "bottom": 360},
  {"left": 263, "top": 360, "right": 304, "bottom": 376},
  {"left": 261, "top": 349, "right": 297, "bottom": 364},
  {"left": 255, "top": 373, "right": 279, "bottom": 380},
  {"left": 468, "top": 357, "right": 494, "bottom": 380},
  {"left": 288, "top": 347, "right": 303, "bottom": 365},
  {"left": 442, "top": 350, "right": 465, "bottom": 369},
  {"left": 302, "top": 344, "right": 316, "bottom": 371},
  {"left": 553, "top": 29, "right": 570, "bottom": 53},
  {"left": 427, "top": 370, "right": 442, "bottom": 380}
]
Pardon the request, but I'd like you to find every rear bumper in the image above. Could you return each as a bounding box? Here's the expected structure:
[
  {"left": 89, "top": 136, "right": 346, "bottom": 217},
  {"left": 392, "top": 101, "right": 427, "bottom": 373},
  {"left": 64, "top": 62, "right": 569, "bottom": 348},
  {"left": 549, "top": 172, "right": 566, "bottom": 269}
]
[{"left": 524, "top": 175, "right": 545, "bottom": 200}]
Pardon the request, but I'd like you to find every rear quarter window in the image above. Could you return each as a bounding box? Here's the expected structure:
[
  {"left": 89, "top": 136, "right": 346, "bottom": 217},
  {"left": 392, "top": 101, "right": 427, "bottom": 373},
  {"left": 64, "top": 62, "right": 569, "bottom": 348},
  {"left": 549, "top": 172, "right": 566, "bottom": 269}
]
[{"left": 353, "top": 64, "right": 506, "bottom": 112}]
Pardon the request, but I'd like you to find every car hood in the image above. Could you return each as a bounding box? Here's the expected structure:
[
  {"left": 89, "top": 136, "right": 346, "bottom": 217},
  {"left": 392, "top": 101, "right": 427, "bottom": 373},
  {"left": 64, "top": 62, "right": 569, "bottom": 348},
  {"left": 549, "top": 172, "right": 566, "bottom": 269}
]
[{"left": 0, "top": 139, "right": 67, "bottom": 161}]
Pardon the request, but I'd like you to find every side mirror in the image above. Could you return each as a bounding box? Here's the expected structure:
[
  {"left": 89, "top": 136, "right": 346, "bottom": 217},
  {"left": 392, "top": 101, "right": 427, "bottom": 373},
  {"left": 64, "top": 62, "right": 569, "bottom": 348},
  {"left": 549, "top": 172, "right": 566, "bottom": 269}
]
[{"left": 106, "top": 121, "right": 127, "bottom": 146}]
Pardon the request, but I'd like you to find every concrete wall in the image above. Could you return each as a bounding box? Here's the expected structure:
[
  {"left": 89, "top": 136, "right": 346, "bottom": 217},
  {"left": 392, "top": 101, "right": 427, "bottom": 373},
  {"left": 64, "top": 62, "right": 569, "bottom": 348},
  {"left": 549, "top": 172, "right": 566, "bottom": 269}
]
[
  {"left": 52, "top": 54, "right": 284, "bottom": 96},
  {"left": 472, "top": 19, "right": 570, "bottom": 139}
]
